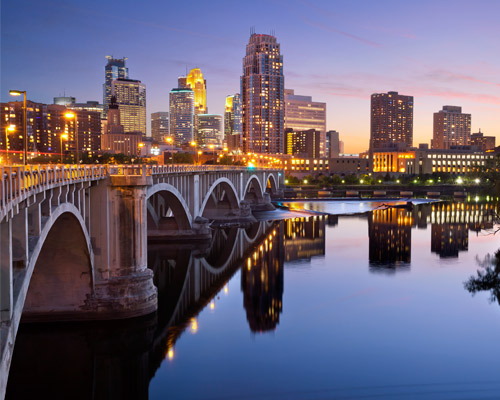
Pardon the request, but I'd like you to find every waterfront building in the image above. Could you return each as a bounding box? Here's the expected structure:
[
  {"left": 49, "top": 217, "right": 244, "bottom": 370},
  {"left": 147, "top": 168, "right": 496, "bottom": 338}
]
[
  {"left": 370, "top": 91, "right": 413, "bottom": 150},
  {"left": 241, "top": 32, "right": 284, "bottom": 154},
  {"left": 151, "top": 112, "right": 169, "bottom": 143},
  {"left": 169, "top": 88, "right": 194, "bottom": 145},
  {"left": 112, "top": 78, "right": 146, "bottom": 135},
  {"left": 284, "top": 128, "right": 321, "bottom": 158},
  {"left": 432, "top": 106, "right": 471, "bottom": 149},
  {"left": 101, "top": 96, "right": 142, "bottom": 156},
  {"left": 326, "top": 130, "right": 340, "bottom": 158},
  {"left": 225, "top": 94, "right": 242, "bottom": 151},
  {"left": 372, "top": 150, "right": 416, "bottom": 173},
  {"left": 470, "top": 130, "right": 495, "bottom": 151},
  {"left": 197, "top": 114, "right": 222, "bottom": 147},
  {"left": 285, "top": 89, "right": 326, "bottom": 156},
  {"left": 103, "top": 56, "right": 128, "bottom": 118}
]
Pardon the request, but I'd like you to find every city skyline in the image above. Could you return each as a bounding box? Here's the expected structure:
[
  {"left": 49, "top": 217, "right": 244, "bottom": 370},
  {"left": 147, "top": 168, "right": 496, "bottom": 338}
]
[{"left": 2, "top": 0, "right": 499, "bottom": 153}]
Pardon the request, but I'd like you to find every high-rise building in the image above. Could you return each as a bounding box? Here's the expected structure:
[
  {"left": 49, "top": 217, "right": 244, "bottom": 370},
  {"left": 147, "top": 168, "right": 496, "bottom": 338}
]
[
  {"left": 284, "top": 128, "right": 321, "bottom": 158},
  {"left": 169, "top": 88, "right": 194, "bottom": 145},
  {"left": 326, "top": 130, "right": 340, "bottom": 158},
  {"left": 151, "top": 112, "right": 169, "bottom": 142},
  {"left": 370, "top": 91, "right": 413, "bottom": 150},
  {"left": 103, "top": 56, "right": 128, "bottom": 118},
  {"left": 112, "top": 78, "right": 146, "bottom": 135},
  {"left": 241, "top": 33, "right": 284, "bottom": 154},
  {"left": 432, "top": 106, "right": 471, "bottom": 149},
  {"left": 470, "top": 130, "right": 495, "bottom": 151},
  {"left": 186, "top": 68, "right": 207, "bottom": 114},
  {"left": 101, "top": 96, "right": 142, "bottom": 156},
  {"left": 68, "top": 100, "right": 103, "bottom": 115},
  {"left": 225, "top": 94, "right": 242, "bottom": 151},
  {"left": 197, "top": 114, "right": 222, "bottom": 147},
  {"left": 285, "top": 89, "right": 326, "bottom": 156},
  {"left": 53, "top": 96, "right": 75, "bottom": 106}
]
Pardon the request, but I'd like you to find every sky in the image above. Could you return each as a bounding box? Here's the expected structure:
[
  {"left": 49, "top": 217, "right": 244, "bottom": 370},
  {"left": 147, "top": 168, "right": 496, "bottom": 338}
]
[{"left": 2, "top": 0, "right": 499, "bottom": 153}]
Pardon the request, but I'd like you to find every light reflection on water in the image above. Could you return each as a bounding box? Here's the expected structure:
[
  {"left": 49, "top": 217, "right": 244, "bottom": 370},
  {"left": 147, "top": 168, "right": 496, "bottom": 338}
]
[{"left": 7, "top": 201, "right": 500, "bottom": 400}]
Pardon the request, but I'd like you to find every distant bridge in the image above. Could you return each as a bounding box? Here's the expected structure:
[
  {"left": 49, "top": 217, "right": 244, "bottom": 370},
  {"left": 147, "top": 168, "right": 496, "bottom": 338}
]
[{"left": 0, "top": 164, "right": 283, "bottom": 398}]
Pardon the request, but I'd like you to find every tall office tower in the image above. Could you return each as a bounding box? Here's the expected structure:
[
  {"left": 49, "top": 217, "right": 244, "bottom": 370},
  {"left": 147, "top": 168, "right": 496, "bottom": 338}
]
[
  {"left": 169, "top": 88, "right": 194, "bottom": 145},
  {"left": 186, "top": 68, "right": 207, "bottom": 114},
  {"left": 224, "top": 94, "right": 242, "bottom": 150},
  {"left": 370, "top": 91, "right": 413, "bottom": 150},
  {"left": 112, "top": 78, "right": 146, "bottom": 134},
  {"left": 241, "top": 32, "right": 284, "bottom": 154},
  {"left": 326, "top": 130, "right": 340, "bottom": 158},
  {"left": 432, "top": 106, "right": 471, "bottom": 149},
  {"left": 68, "top": 101, "right": 103, "bottom": 115},
  {"left": 151, "top": 112, "right": 169, "bottom": 142},
  {"left": 197, "top": 114, "right": 222, "bottom": 147},
  {"left": 103, "top": 56, "right": 128, "bottom": 118},
  {"left": 284, "top": 89, "right": 326, "bottom": 156},
  {"left": 284, "top": 128, "right": 321, "bottom": 158},
  {"left": 178, "top": 77, "right": 188, "bottom": 89}
]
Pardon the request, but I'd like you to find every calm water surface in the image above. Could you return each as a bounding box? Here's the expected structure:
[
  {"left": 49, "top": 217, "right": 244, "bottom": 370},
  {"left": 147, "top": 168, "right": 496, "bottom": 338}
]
[{"left": 7, "top": 201, "right": 500, "bottom": 399}]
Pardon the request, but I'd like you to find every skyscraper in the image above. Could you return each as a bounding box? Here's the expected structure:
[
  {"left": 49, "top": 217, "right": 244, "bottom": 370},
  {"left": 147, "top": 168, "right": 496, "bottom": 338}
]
[
  {"left": 186, "top": 68, "right": 207, "bottom": 114},
  {"left": 241, "top": 33, "right": 284, "bottom": 154},
  {"left": 224, "top": 94, "right": 242, "bottom": 150},
  {"left": 112, "top": 78, "right": 146, "bottom": 134},
  {"left": 284, "top": 89, "right": 326, "bottom": 156},
  {"left": 284, "top": 128, "right": 321, "bottom": 158},
  {"left": 432, "top": 106, "right": 471, "bottom": 149},
  {"left": 370, "top": 91, "right": 413, "bottom": 150},
  {"left": 326, "top": 130, "right": 340, "bottom": 158},
  {"left": 151, "top": 112, "right": 169, "bottom": 142},
  {"left": 103, "top": 56, "right": 128, "bottom": 118},
  {"left": 169, "top": 88, "right": 194, "bottom": 145}
]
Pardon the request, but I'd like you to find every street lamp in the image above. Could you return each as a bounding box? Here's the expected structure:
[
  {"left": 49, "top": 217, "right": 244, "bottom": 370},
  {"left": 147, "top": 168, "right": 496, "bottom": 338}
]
[
  {"left": 5, "top": 124, "right": 15, "bottom": 163},
  {"left": 60, "top": 133, "right": 68, "bottom": 163},
  {"left": 197, "top": 150, "right": 202, "bottom": 165},
  {"left": 64, "top": 112, "right": 78, "bottom": 164},
  {"left": 166, "top": 137, "right": 174, "bottom": 165},
  {"left": 9, "top": 90, "right": 27, "bottom": 165},
  {"left": 209, "top": 144, "right": 215, "bottom": 163}
]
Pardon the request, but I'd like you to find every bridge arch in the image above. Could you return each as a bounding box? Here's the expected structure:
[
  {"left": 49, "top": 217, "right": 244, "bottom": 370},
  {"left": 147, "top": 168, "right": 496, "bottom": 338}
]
[
  {"left": 243, "top": 175, "right": 265, "bottom": 203},
  {"left": 147, "top": 183, "right": 192, "bottom": 232},
  {"left": 199, "top": 177, "right": 240, "bottom": 220},
  {"left": 23, "top": 203, "right": 94, "bottom": 321},
  {"left": 266, "top": 173, "right": 278, "bottom": 195}
]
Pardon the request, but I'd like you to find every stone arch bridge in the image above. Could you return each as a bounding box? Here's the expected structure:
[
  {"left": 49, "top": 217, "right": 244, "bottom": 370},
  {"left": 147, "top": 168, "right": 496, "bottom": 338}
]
[{"left": 0, "top": 164, "right": 283, "bottom": 398}]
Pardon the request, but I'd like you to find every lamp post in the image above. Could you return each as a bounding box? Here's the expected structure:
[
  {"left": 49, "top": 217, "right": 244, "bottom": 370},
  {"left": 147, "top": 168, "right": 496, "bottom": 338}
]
[
  {"left": 166, "top": 137, "right": 174, "bottom": 165},
  {"left": 197, "top": 150, "right": 202, "bottom": 165},
  {"left": 5, "top": 125, "right": 15, "bottom": 164},
  {"left": 190, "top": 141, "right": 197, "bottom": 164},
  {"left": 64, "top": 112, "right": 78, "bottom": 163},
  {"left": 209, "top": 144, "right": 215, "bottom": 164},
  {"left": 9, "top": 90, "right": 27, "bottom": 165},
  {"left": 60, "top": 133, "right": 68, "bottom": 163}
]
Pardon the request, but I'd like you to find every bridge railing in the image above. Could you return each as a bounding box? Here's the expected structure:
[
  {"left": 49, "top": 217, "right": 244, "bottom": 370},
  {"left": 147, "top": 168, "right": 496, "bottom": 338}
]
[
  {"left": 109, "top": 164, "right": 281, "bottom": 176},
  {"left": 0, "top": 165, "right": 108, "bottom": 214}
]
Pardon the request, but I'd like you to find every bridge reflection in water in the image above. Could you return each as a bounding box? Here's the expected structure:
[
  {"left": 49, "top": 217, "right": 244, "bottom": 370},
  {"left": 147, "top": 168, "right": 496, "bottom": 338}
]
[{"left": 6, "top": 216, "right": 327, "bottom": 399}]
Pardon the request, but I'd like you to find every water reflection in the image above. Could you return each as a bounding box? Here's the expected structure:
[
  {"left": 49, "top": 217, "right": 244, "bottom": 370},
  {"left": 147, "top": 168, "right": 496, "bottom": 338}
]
[
  {"left": 465, "top": 251, "right": 500, "bottom": 305},
  {"left": 284, "top": 216, "right": 326, "bottom": 263}
]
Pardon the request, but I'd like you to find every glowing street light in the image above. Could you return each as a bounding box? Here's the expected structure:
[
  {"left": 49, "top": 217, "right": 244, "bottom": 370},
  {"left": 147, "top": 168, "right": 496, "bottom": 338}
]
[
  {"left": 166, "top": 137, "right": 174, "bottom": 165},
  {"left": 64, "top": 111, "right": 78, "bottom": 163},
  {"left": 60, "top": 133, "right": 68, "bottom": 163},
  {"left": 9, "top": 90, "right": 27, "bottom": 165},
  {"left": 5, "top": 124, "right": 15, "bottom": 163}
]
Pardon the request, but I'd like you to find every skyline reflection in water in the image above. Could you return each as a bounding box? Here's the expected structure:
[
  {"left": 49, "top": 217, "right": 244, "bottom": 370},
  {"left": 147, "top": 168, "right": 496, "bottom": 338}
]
[{"left": 7, "top": 202, "right": 500, "bottom": 400}]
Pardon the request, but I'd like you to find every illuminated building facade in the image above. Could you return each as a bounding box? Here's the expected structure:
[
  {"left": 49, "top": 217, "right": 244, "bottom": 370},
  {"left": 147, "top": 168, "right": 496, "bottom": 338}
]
[
  {"left": 103, "top": 56, "right": 128, "bottom": 118},
  {"left": 169, "top": 88, "right": 194, "bottom": 145},
  {"left": 241, "top": 223, "right": 284, "bottom": 332},
  {"left": 285, "top": 89, "right": 326, "bottom": 156},
  {"left": 241, "top": 33, "right": 284, "bottom": 154},
  {"left": 369, "top": 208, "right": 412, "bottom": 265},
  {"left": 432, "top": 106, "right": 471, "bottom": 149},
  {"left": 68, "top": 101, "right": 103, "bottom": 115},
  {"left": 370, "top": 91, "right": 413, "bottom": 150},
  {"left": 284, "top": 128, "right": 321, "bottom": 158},
  {"left": 101, "top": 97, "right": 142, "bottom": 156},
  {"left": 470, "top": 130, "right": 495, "bottom": 151},
  {"left": 225, "top": 94, "right": 242, "bottom": 151},
  {"left": 53, "top": 96, "right": 75, "bottom": 106},
  {"left": 197, "top": 114, "right": 222, "bottom": 147},
  {"left": 151, "top": 112, "right": 169, "bottom": 142},
  {"left": 112, "top": 78, "right": 146, "bottom": 134},
  {"left": 372, "top": 150, "right": 415, "bottom": 173}
]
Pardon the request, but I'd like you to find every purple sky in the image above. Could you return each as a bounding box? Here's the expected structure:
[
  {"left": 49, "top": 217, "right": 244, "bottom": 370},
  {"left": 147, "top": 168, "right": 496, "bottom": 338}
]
[{"left": 2, "top": 0, "right": 499, "bottom": 153}]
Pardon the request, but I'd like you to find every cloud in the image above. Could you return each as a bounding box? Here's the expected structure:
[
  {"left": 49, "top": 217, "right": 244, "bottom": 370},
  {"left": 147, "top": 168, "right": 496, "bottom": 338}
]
[{"left": 424, "top": 69, "right": 500, "bottom": 88}]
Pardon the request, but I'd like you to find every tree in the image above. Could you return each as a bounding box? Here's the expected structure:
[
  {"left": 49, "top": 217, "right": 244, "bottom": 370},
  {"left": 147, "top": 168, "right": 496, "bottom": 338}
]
[{"left": 173, "top": 152, "right": 194, "bottom": 164}]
